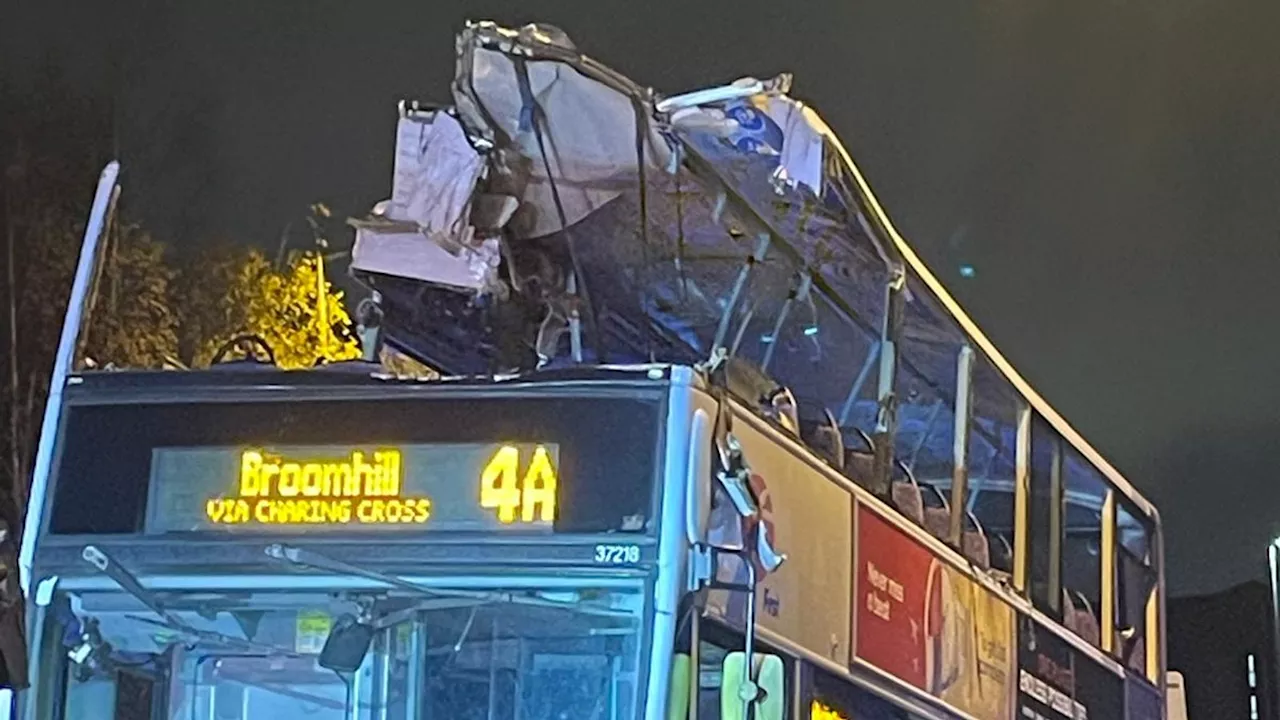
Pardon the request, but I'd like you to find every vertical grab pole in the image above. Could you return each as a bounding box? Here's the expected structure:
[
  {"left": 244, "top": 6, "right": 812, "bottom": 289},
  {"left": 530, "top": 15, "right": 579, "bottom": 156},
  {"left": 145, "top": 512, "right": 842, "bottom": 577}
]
[
  {"left": 1048, "top": 436, "right": 1065, "bottom": 617},
  {"left": 948, "top": 345, "right": 975, "bottom": 547},
  {"left": 18, "top": 161, "right": 120, "bottom": 595},
  {"left": 1012, "top": 401, "right": 1032, "bottom": 594},
  {"left": 740, "top": 556, "right": 757, "bottom": 720},
  {"left": 837, "top": 341, "right": 881, "bottom": 428},
  {"left": 869, "top": 268, "right": 906, "bottom": 499},
  {"left": 711, "top": 234, "right": 771, "bottom": 355}
]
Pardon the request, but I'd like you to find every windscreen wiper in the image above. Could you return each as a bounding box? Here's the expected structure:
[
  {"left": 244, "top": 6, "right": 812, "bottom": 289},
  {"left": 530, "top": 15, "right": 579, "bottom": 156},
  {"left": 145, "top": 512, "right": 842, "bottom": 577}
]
[
  {"left": 265, "top": 543, "right": 633, "bottom": 619},
  {"left": 81, "top": 545, "right": 297, "bottom": 656},
  {"left": 265, "top": 543, "right": 487, "bottom": 600},
  {"left": 82, "top": 546, "right": 178, "bottom": 625}
]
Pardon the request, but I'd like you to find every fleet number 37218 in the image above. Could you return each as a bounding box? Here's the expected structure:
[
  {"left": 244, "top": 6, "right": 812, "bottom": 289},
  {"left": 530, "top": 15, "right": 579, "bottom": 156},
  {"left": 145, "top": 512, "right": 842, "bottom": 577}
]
[{"left": 594, "top": 544, "right": 641, "bottom": 564}]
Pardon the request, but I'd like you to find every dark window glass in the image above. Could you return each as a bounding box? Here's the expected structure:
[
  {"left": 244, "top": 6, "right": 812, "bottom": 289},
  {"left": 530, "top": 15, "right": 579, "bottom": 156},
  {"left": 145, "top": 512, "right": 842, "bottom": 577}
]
[
  {"left": 1062, "top": 448, "right": 1108, "bottom": 648},
  {"left": 1028, "top": 414, "right": 1063, "bottom": 619},
  {"left": 966, "top": 354, "right": 1018, "bottom": 576},
  {"left": 1116, "top": 500, "right": 1155, "bottom": 673}
]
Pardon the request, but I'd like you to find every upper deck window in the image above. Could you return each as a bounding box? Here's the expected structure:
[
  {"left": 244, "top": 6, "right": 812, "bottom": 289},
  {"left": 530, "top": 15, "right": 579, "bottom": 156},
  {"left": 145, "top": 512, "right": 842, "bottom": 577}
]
[
  {"left": 965, "top": 354, "right": 1019, "bottom": 576},
  {"left": 1028, "top": 414, "right": 1064, "bottom": 620},
  {"left": 1061, "top": 447, "right": 1109, "bottom": 648},
  {"left": 1115, "top": 499, "right": 1156, "bottom": 675}
]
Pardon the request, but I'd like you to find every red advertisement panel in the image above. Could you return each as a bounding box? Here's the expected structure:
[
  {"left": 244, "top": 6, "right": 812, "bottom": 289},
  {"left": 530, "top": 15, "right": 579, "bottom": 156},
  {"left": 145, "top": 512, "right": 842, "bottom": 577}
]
[
  {"left": 855, "top": 503, "right": 1015, "bottom": 720},
  {"left": 856, "top": 503, "right": 935, "bottom": 686}
]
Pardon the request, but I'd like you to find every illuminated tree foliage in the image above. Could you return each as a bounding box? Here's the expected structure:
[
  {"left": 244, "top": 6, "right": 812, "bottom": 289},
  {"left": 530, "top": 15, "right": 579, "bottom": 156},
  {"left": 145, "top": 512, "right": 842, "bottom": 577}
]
[
  {"left": 175, "top": 245, "right": 360, "bottom": 369},
  {"left": 238, "top": 250, "right": 360, "bottom": 370}
]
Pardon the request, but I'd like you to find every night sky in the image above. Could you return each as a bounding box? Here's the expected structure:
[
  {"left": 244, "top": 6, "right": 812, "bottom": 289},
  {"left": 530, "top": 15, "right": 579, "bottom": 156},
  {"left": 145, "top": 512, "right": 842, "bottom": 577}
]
[{"left": 5, "top": 0, "right": 1280, "bottom": 596}]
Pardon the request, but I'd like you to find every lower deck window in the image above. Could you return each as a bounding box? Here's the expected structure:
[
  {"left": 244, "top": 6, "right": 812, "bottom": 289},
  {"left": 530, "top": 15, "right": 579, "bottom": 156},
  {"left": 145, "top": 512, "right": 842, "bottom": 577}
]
[{"left": 809, "top": 667, "right": 905, "bottom": 720}]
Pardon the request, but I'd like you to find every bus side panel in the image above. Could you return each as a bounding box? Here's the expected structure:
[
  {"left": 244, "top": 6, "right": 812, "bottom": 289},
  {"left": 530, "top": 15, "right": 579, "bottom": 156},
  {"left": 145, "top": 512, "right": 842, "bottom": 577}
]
[{"left": 703, "top": 411, "right": 853, "bottom": 668}]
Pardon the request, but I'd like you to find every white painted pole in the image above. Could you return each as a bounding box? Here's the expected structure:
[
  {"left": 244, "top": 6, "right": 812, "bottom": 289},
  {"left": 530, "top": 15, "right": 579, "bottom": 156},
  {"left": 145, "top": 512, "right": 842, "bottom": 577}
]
[{"left": 17, "top": 161, "right": 120, "bottom": 595}]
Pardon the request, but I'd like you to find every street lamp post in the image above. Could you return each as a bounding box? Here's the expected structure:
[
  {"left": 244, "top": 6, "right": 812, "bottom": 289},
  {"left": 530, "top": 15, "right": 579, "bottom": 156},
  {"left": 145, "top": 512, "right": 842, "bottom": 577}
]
[
  {"left": 315, "top": 242, "right": 328, "bottom": 359},
  {"left": 1268, "top": 539, "right": 1280, "bottom": 718},
  {"left": 306, "top": 204, "right": 332, "bottom": 360}
]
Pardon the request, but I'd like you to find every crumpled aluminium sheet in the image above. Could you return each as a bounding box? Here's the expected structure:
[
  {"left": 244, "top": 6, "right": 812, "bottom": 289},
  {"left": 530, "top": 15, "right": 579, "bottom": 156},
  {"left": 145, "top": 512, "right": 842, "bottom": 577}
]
[{"left": 350, "top": 110, "right": 498, "bottom": 291}]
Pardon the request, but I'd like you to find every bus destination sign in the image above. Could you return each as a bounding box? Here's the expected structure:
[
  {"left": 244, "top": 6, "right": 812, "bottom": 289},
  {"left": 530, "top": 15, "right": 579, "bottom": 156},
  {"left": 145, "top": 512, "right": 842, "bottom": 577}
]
[{"left": 144, "top": 443, "right": 559, "bottom": 534}]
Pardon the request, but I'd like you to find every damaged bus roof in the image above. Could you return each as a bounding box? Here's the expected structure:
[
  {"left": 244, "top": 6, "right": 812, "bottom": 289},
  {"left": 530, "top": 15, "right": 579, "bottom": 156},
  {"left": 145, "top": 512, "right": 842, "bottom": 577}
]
[{"left": 347, "top": 20, "right": 1151, "bottom": 515}]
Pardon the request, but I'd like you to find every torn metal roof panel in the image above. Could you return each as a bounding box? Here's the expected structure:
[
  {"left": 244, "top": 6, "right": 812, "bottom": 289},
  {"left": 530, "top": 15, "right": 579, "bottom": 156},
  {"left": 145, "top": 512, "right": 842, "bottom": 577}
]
[{"left": 348, "top": 20, "right": 1152, "bottom": 514}]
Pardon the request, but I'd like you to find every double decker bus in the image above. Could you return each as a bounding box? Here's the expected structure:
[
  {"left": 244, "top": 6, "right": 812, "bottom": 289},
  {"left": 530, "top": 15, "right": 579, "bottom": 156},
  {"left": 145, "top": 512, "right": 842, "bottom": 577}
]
[{"left": 11, "top": 21, "right": 1174, "bottom": 720}]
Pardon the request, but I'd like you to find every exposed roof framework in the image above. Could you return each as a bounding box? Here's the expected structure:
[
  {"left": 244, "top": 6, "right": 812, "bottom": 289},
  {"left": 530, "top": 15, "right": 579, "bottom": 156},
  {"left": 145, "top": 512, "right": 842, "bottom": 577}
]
[{"left": 349, "top": 20, "right": 1155, "bottom": 521}]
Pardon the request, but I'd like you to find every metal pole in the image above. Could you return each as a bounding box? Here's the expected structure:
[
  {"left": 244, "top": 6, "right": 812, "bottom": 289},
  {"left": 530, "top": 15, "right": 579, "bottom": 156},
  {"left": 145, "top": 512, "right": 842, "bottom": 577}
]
[
  {"left": 1268, "top": 541, "right": 1280, "bottom": 717},
  {"left": 711, "top": 234, "right": 770, "bottom": 354},
  {"left": 760, "top": 274, "right": 811, "bottom": 371},
  {"left": 870, "top": 268, "right": 906, "bottom": 499},
  {"left": 740, "top": 558, "right": 758, "bottom": 720},
  {"left": 688, "top": 609, "right": 700, "bottom": 720},
  {"left": 18, "top": 161, "right": 119, "bottom": 594},
  {"left": 316, "top": 251, "right": 329, "bottom": 359},
  {"left": 308, "top": 206, "right": 331, "bottom": 361},
  {"left": 948, "top": 345, "right": 975, "bottom": 547},
  {"left": 73, "top": 185, "right": 120, "bottom": 366},
  {"left": 4, "top": 179, "right": 19, "bottom": 510},
  {"left": 906, "top": 399, "right": 946, "bottom": 472},
  {"left": 837, "top": 341, "right": 881, "bottom": 427}
]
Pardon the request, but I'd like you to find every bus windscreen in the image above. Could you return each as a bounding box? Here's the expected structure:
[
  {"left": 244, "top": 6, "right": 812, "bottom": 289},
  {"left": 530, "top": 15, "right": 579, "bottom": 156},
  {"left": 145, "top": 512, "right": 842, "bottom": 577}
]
[{"left": 49, "top": 394, "right": 660, "bottom": 536}]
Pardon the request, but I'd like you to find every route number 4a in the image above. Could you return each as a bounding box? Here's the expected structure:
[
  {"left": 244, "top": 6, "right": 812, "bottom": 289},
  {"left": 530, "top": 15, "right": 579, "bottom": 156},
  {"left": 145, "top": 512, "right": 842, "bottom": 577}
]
[{"left": 480, "top": 445, "right": 558, "bottom": 524}]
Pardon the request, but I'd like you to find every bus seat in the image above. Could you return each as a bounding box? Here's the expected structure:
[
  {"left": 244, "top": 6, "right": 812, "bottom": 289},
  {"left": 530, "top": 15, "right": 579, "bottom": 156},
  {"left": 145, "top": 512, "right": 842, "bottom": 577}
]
[
  {"left": 1076, "top": 613, "right": 1101, "bottom": 646},
  {"left": 890, "top": 480, "right": 925, "bottom": 526},
  {"left": 992, "top": 534, "right": 1014, "bottom": 575},
  {"left": 800, "top": 408, "right": 845, "bottom": 471},
  {"left": 920, "top": 483, "right": 951, "bottom": 542},
  {"left": 843, "top": 450, "right": 876, "bottom": 489},
  {"left": 923, "top": 507, "right": 949, "bottom": 541},
  {"left": 961, "top": 513, "right": 991, "bottom": 570},
  {"left": 1069, "top": 591, "right": 1101, "bottom": 646},
  {"left": 1062, "top": 589, "right": 1079, "bottom": 633},
  {"left": 842, "top": 427, "right": 877, "bottom": 489}
]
